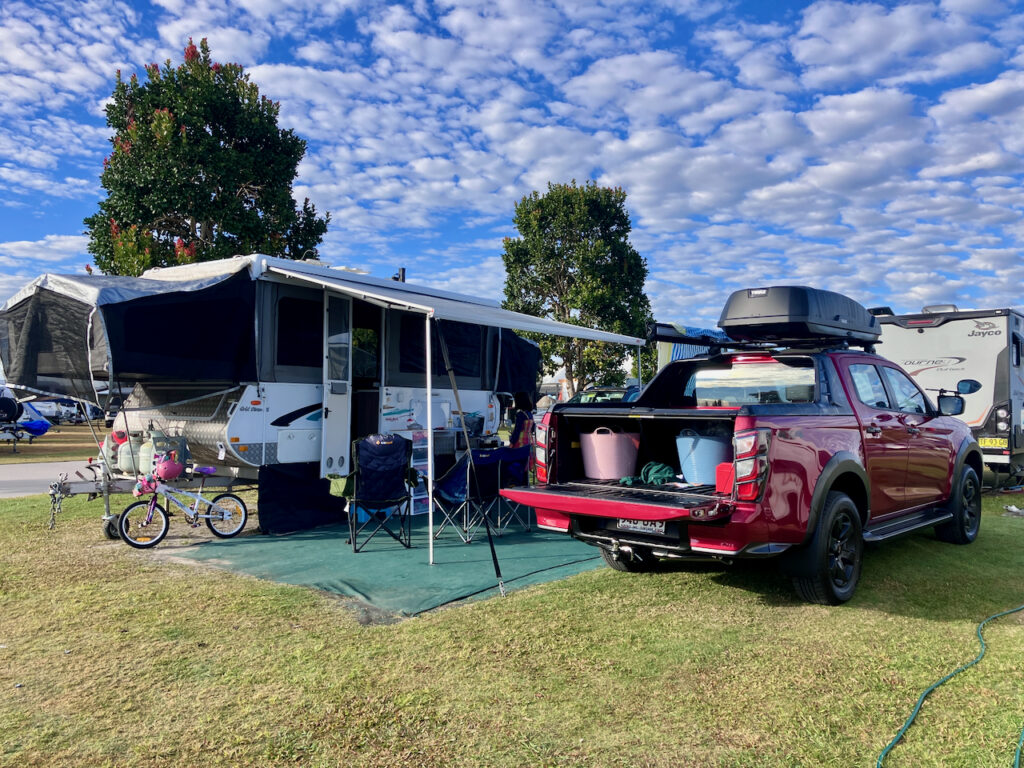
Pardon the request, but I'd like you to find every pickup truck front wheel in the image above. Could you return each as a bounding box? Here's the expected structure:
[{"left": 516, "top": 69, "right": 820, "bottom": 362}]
[
  {"left": 935, "top": 466, "right": 981, "bottom": 545},
  {"left": 792, "top": 491, "right": 863, "bottom": 605},
  {"left": 601, "top": 546, "right": 656, "bottom": 572}
]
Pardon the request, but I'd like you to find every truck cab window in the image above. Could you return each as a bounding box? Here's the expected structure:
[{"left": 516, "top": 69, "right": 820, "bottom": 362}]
[
  {"left": 849, "top": 364, "right": 890, "bottom": 409},
  {"left": 881, "top": 366, "right": 928, "bottom": 414},
  {"left": 690, "top": 360, "right": 815, "bottom": 406}
]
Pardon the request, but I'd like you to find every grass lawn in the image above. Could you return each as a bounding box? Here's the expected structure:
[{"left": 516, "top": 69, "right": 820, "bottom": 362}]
[
  {"left": 1, "top": 492, "right": 1022, "bottom": 766},
  {"left": 0, "top": 423, "right": 105, "bottom": 465}
]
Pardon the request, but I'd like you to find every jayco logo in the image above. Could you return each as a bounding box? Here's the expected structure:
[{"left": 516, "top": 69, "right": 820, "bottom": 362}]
[{"left": 968, "top": 320, "right": 1002, "bottom": 338}]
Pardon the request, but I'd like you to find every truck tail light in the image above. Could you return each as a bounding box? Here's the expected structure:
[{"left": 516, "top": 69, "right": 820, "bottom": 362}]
[
  {"left": 733, "top": 428, "right": 771, "bottom": 501},
  {"left": 535, "top": 416, "right": 551, "bottom": 483}
]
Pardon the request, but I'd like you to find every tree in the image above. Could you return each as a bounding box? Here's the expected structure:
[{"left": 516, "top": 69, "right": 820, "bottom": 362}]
[
  {"left": 85, "top": 38, "right": 329, "bottom": 276},
  {"left": 502, "top": 180, "right": 653, "bottom": 397}
]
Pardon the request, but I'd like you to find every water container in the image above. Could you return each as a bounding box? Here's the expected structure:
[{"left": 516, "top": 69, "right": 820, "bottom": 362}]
[
  {"left": 117, "top": 435, "right": 145, "bottom": 474},
  {"left": 580, "top": 427, "right": 640, "bottom": 480},
  {"left": 676, "top": 430, "right": 732, "bottom": 486},
  {"left": 138, "top": 440, "right": 156, "bottom": 474}
]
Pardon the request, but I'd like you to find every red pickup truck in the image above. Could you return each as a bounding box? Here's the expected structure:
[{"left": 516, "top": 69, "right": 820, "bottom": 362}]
[{"left": 502, "top": 286, "right": 984, "bottom": 604}]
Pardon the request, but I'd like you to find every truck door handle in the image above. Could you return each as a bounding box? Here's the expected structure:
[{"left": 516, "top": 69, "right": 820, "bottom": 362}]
[
  {"left": 906, "top": 426, "right": 920, "bottom": 436},
  {"left": 865, "top": 425, "right": 882, "bottom": 435}
]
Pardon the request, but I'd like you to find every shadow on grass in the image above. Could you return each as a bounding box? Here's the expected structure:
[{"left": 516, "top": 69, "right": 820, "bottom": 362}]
[{"left": 640, "top": 503, "right": 1024, "bottom": 621}]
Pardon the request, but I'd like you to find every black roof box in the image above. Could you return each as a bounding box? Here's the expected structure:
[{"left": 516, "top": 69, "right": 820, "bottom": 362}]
[{"left": 719, "top": 286, "right": 880, "bottom": 343}]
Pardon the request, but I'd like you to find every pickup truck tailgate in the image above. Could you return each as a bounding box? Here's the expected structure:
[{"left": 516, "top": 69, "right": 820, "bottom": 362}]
[{"left": 501, "top": 480, "right": 723, "bottom": 522}]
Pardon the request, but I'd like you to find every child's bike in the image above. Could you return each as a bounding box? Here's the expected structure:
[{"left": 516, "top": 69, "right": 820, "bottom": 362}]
[{"left": 118, "top": 466, "right": 248, "bottom": 549}]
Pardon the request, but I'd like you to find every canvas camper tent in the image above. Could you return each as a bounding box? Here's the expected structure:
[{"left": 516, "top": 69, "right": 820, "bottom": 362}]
[{"left": 0, "top": 255, "right": 643, "bottom": 558}]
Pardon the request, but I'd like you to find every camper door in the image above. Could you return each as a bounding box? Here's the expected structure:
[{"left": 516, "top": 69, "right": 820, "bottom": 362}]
[{"left": 321, "top": 294, "right": 352, "bottom": 477}]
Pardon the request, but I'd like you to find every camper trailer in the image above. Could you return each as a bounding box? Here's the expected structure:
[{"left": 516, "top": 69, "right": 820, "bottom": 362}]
[
  {"left": 0, "top": 254, "right": 642, "bottom": 490},
  {"left": 877, "top": 306, "right": 1024, "bottom": 475}
]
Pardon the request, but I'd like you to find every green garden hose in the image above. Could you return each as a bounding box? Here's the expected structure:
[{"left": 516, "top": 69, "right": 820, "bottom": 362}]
[{"left": 877, "top": 603, "right": 1024, "bottom": 767}]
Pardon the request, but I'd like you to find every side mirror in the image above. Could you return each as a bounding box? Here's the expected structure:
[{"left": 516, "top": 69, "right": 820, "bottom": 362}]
[
  {"left": 957, "top": 379, "right": 982, "bottom": 395},
  {"left": 938, "top": 394, "right": 965, "bottom": 416}
]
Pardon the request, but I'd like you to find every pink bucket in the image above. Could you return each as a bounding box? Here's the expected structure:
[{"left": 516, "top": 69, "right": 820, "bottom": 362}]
[{"left": 580, "top": 427, "right": 640, "bottom": 480}]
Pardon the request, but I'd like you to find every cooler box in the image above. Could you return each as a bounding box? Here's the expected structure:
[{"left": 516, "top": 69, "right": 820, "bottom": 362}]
[
  {"left": 676, "top": 430, "right": 732, "bottom": 485},
  {"left": 580, "top": 427, "right": 640, "bottom": 480}
]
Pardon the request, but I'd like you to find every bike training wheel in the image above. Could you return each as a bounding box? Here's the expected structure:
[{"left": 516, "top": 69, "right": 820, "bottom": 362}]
[
  {"left": 205, "top": 493, "right": 248, "bottom": 538},
  {"left": 118, "top": 501, "right": 169, "bottom": 549}
]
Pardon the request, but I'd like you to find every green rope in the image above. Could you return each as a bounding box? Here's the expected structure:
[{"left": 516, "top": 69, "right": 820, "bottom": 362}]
[{"left": 877, "top": 603, "right": 1024, "bottom": 767}]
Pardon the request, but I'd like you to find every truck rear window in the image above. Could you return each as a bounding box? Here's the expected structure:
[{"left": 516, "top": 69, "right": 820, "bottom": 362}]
[{"left": 688, "top": 360, "right": 815, "bottom": 406}]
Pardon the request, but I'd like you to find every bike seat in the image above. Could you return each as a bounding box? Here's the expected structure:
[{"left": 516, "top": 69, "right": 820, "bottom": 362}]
[{"left": 192, "top": 466, "right": 217, "bottom": 476}]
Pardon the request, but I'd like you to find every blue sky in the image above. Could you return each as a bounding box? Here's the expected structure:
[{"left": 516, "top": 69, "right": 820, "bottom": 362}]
[{"left": 1, "top": 0, "right": 1023, "bottom": 327}]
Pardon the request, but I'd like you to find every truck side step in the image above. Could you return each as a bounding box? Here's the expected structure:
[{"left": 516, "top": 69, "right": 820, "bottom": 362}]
[{"left": 862, "top": 508, "right": 953, "bottom": 542}]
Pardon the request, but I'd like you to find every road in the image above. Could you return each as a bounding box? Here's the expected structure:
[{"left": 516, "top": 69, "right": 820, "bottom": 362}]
[{"left": 0, "top": 460, "right": 98, "bottom": 498}]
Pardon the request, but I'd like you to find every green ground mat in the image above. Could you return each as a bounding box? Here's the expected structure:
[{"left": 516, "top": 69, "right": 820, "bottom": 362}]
[{"left": 175, "top": 515, "right": 603, "bottom": 615}]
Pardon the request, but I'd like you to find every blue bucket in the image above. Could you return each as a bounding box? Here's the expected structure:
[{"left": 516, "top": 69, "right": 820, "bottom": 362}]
[{"left": 675, "top": 430, "right": 732, "bottom": 485}]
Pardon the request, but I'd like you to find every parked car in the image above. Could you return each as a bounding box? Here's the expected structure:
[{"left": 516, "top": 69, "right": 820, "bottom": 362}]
[
  {"left": 566, "top": 385, "right": 640, "bottom": 404},
  {"left": 104, "top": 395, "right": 124, "bottom": 428},
  {"left": 30, "top": 399, "right": 77, "bottom": 424},
  {"left": 503, "top": 286, "right": 984, "bottom": 605}
]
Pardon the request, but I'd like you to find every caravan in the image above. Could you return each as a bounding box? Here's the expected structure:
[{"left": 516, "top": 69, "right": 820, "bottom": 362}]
[
  {"left": 0, "top": 255, "right": 643, "bottom": 553},
  {"left": 877, "top": 306, "right": 1024, "bottom": 475}
]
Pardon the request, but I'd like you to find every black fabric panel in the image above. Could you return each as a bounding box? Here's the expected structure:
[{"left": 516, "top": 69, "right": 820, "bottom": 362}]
[
  {"left": 0, "top": 289, "right": 105, "bottom": 397},
  {"left": 102, "top": 272, "right": 257, "bottom": 382},
  {"left": 257, "top": 462, "right": 345, "bottom": 534},
  {"left": 496, "top": 331, "right": 541, "bottom": 397}
]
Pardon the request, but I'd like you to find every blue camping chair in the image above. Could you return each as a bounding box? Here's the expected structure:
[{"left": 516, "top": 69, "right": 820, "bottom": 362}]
[
  {"left": 494, "top": 444, "right": 532, "bottom": 532},
  {"left": 433, "top": 448, "right": 502, "bottom": 543},
  {"left": 347, "top": 433, "right": 414, "bottom": 553}
]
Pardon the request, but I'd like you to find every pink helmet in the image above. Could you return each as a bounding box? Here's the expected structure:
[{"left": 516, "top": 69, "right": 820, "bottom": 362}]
[{"left": 154, "top": 451, "right": 184, "bottom": 481}]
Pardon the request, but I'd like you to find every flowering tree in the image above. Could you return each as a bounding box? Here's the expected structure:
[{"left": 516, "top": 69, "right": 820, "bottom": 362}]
[{"left": 85, "top": 39, "right": 329, "bottom": 276}]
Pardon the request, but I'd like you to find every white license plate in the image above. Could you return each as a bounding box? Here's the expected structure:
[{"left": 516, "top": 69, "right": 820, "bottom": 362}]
[{"left": 616, "top": 518, "right": 666, "bottom": 535}]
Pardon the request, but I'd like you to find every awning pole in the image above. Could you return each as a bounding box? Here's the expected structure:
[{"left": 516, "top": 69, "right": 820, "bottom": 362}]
[
  {"left": 426, "top": 312, "right": 434, "bottom": 565},
  {"left": 637, "top": 342, "right": 644, "bottom": 388}
]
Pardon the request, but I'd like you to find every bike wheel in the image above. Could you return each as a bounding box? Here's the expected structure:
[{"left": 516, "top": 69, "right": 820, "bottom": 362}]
[
  {"left": 205, "top": 493, "right": 248, "bottom": 538},
  {"left": 119, "top": 500, "right": 169, "bottom": 548}
]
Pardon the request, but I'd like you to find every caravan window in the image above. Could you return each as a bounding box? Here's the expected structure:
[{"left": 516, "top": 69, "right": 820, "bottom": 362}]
[{"left": 276, "top": 297, "right": 322, "bottom": 369}]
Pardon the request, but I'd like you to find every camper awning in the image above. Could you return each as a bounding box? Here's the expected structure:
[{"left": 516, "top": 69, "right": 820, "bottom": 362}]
[{"left": 264, "top": 265, "right": 645, "bottom": 345}]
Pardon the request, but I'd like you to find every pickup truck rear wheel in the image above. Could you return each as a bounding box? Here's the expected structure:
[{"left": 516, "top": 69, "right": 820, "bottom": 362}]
[
  {"left": 601, "top": 546, "right": 656, "bottom": 572},
  {"left": 792, "top": 491, "right": 863, "bottom": 605},
  {"left": 935, "top": 466, "right": 981, "bottom": 545}
]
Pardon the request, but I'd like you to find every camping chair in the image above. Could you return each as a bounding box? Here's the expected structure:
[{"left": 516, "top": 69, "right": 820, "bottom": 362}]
[
  {"left": 347, "top": 433, "right": 414, "bottom": 553},
  {"left": 494, "top": 444, "right": 532, "bottom": 532},
  {"left": 433, "top": 448, "right": 502, "bottom": 543}
]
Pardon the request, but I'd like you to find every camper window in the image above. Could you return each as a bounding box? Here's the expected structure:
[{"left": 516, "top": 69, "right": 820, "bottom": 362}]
[{"left": 276, "top": 296, "right": 322, "bottom": 369}]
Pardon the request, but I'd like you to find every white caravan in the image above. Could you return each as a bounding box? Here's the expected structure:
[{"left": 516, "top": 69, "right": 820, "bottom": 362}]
[
  {"left": 877, "top": 306, "right": 1024, "bottom": 475},
  {"left": 0, "top": 254, "right": 642, "bottom": 484}
]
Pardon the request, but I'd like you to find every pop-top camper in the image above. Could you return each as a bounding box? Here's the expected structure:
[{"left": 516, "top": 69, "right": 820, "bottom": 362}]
[
  {"left": 0, "top": 255, "right": 643, "bottom": 547},
  {"left": 877, "top": 306, "right": 1024, "bottom": 475}
]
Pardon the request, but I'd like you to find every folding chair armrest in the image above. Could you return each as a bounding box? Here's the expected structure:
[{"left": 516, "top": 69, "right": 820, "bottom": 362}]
[{"left": 326, "top": 472, "right": 355, "bottom": 499}]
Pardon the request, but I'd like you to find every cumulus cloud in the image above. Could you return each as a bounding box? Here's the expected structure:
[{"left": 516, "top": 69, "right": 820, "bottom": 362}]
[{"left": 4, "top": 0, "right": 1024, "bottom": 321}]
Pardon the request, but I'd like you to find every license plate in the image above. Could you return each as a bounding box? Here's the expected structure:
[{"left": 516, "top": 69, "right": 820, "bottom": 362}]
[
  {"left": 979, "top": 437, "right": 1008, "bottom": 448},
  {"left": 616, "top": 518, "right": 666, "bottom": 535}
]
